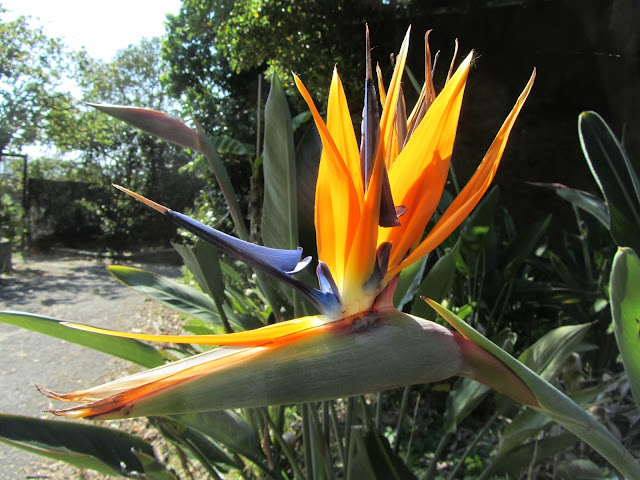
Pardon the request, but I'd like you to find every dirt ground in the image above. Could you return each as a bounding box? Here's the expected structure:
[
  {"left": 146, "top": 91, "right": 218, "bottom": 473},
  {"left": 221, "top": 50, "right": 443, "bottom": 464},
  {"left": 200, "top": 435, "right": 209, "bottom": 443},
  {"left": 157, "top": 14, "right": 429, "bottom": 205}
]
[{"left": 0, "top": 251, "right": 182, "bottom": 479}]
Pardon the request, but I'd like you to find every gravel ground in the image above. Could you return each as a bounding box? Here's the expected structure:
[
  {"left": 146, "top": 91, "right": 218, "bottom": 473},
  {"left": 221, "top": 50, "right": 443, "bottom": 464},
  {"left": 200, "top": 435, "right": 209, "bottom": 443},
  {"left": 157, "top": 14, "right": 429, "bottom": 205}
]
[{"left": 0, "top": 251, "right": 182, "bottom": 479}]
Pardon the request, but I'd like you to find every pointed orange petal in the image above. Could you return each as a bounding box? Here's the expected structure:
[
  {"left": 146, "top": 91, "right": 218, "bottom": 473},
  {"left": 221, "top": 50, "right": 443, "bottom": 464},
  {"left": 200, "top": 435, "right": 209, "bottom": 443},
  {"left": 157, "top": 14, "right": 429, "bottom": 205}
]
[
  {"left": 294, "top": 75, "right": 361, "bottom": 289},
  {"left": 326, "top": 67, "right": 363, "bottom": 195},
  {"left": 390, "top": 68, "right": 536, "bottom": 276},
  {"left": 379, "top": 27, "right": 411, "bottom": 167},
  {"left": 340, "top": 29, "right": 411, "bottom": 300},
  {"left": 381, "top": 52, "right": 473, "bottom": 267},
  {"left": 62, "top": 316, "right": 326, "bottom": 347}
]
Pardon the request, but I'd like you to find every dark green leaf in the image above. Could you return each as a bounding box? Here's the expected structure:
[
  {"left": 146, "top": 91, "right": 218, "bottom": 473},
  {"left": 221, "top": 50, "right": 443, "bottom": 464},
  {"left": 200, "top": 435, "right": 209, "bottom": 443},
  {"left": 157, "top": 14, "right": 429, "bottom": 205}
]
[
  {"left": 579, "top": 111, "right": 640, "bottom": 251},
  {"left": 296, "top": 122, "right": 322, "bottom": 262},
  {"left": 0, "top": 311, "right": 163, "bottom": 368},
  {"left": 171, "top": 410, "right": 266, "bottom": 466},
  {"left": 488, "top": 432, "right": 579, "bottom": 477},
  {"left": 531, "top": 182, "right": 609, "bottom": 229},
  {"left": 461, "top": 186, "right": 500, "bottom": 252},
  {"left": 504, "top": 214, "right": 552, "bottom": 278},
  {"left": 393, "top": 256, "right": 427, "bottom": 311},
  {"left": 0, "top": 414, "right": 154, "bottom": 477},
  {"left": 107, "top": 265, "right": 223, "bottom": 326},
  {"left": 411, "top": 237, "right": 461, "bottom": 319},
  {"left": 346, "top": 426, "right": 417, "bottom": 480},
  {"left": 133, "top": 451, "right": 179, "bottom": 480}
]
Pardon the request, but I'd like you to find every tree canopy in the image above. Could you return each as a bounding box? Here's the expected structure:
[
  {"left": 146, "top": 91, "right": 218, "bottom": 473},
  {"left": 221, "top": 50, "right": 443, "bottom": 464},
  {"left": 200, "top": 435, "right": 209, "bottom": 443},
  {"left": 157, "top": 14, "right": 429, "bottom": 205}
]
[{"left": 0, "top": 7, "right": 70, "bottom": 153}]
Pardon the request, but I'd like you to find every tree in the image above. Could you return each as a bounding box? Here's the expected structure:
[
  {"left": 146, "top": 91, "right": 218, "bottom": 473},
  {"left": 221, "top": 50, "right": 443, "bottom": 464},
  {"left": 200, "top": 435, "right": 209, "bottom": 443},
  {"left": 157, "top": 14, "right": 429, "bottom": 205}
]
[
  {"left": 161, "top": 0, "right": 415, "bottom": 132},
  {"left": 46, "top": 38, "right": 203, "bottom": 248},
  {"left": 0, "top": 7, "right": 70, "bottom": 153}
]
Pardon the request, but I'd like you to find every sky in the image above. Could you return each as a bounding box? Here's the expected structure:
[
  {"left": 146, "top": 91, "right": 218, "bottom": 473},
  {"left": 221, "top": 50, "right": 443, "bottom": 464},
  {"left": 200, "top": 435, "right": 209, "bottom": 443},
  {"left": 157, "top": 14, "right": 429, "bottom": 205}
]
[{"left": 1, "top": 0, "right": 182, "bottom": 60}]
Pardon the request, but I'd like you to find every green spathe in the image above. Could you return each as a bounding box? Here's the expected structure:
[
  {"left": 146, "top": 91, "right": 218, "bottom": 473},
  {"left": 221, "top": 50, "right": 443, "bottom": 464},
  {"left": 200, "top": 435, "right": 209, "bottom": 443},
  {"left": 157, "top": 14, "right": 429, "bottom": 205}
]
[{"left": 47, "top": 310, "right": 534, "bottom": 420}]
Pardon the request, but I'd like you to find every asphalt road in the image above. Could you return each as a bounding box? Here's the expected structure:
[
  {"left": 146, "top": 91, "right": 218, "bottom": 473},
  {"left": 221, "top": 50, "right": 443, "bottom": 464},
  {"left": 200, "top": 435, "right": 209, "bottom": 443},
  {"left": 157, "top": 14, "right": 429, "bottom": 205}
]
[{"left": 0, "top": 252, "right": 180, "bottom": 479}]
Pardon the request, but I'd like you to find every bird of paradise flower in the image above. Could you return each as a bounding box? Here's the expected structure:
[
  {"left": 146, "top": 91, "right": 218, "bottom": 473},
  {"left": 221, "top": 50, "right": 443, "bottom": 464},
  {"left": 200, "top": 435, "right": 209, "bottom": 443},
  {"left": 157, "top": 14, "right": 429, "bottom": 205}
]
[{"left": 41, "top": 27, "right": 536, "bottom": 419}]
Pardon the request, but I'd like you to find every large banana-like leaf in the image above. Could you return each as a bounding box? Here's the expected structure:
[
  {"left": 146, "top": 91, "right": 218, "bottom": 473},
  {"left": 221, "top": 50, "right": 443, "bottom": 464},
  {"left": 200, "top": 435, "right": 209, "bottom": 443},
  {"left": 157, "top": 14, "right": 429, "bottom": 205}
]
[
  {"left": 0, "top": 414, "right": 160, "bottom": 477},
  {"left": 262, "top": 73, "right": 298, "bottom": 252},
  {"left": 610, "top": 247, "right": 640, "bottom": 412},
  {"left": 0, "top": 311, "right": 164, "bottom": 368}
]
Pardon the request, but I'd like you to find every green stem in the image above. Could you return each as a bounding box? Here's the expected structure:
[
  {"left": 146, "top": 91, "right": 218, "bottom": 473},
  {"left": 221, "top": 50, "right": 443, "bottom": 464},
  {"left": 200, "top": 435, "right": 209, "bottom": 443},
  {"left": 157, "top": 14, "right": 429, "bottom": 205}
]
[
  {"left": 375, "top": 392, "right": 383, "bottom": 432},
  {"left": 573, "top": 205, "right": 594, "bottom": 285},
  {"left": 446, "top": 411, "right": 499, "bottom": 480},
  {"left": 404, "top": 393, "right": 421, "bottom": 463},
  {"left": 422, "top": 431, "right": 452, "bottom": 480},
  {"left": 301, "top": 404, "right": 312, "bottom": 479},
  {"left": 267, "top": 414, "right": 307, "bottom": 480},
  {"left": 329, "top": 401, "right": 346, "bottom": 468},
  {"left": 393, "top": 386, "right": 411, "bottom": 454},
  {"left": 359, "top": 395, "right": 372, "bottom": 430},
  {"left": 344, "top": 398, "right": 355, "bottom": 474}
]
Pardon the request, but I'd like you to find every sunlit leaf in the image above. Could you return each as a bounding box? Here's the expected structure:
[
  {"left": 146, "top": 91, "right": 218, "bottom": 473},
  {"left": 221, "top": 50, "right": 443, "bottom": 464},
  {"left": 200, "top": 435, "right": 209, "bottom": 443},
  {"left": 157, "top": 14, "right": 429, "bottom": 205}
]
[
  {"left": 0, "top": 311, "right": 163, "bottom": 368},
  {"left": 610, "top": 247, "right": 640, "bottom": 412}
]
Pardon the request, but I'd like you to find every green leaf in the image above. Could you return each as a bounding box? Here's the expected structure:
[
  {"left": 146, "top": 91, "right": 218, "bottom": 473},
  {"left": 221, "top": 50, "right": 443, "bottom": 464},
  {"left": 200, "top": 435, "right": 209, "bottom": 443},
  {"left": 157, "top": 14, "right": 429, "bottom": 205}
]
[
  {"left": 292, "top": 110, "right": 312, "bottom": 132},
  {"left": 517, "top": 322, "right": 591, "bottom": 382},
  {"left": 171, "top": 410, "right": 266, "bottom": 466},
  {"left": 346, "top": 426, "right": 417, "bottom": 480},
  {"left": 87, "top": 103, "right": 200, "bottom": 151},
  {"left": 610, "top": 247, "right": 640, "bottom": 412},
  {"left": 172, "top": 241, "right": 262, "bottom": 331},
  {"left": 207, "top": 134, "right": 255, "bottom": 157},
  {"left": 410, "top": 237, "right": 461, "bottom": 319},
  {"left": 108, "top": 265, "right": 225, "bottom": 326},
  {"left": 0, "top": 311, "right": 163, "bottom": 368},
  {"left": 195, "top": 119, "right": 250, "bottom": 240},
  {"left": 531, "top": 182, "right": 610, "bottom": 229},
  {"left": 296, "top": 122, "right": 322, "bottom": 262},
  {"left": 428, "top": 300, "right": 640, "bottom": 479},
  {"left": 555, "top": 459, "right": 609, "bottom": 480},
  {"left": 262, "top": 72, "right": 298, "bottom": 252},
  {"left": 504, "top": 214, "right": 552, "bottom": 278},
  {"left": 173, "top": 240, "right": 225, "bottom": 306},
  {"left": 133, "top": 451, "right": 179, "bottom": 480},
  {"left": 487, "top": 432, "right": 579, "bottom": 477},
  {"left": 394, "top": 256, "right": 427, "bottom": 311},
  {"left": 461, "top": 186, "right": 500, "bottom": 252},
  {"left": 579, "top": 111, "right": 640, "bottom": 252},
  {"left": 0, "top": 414, "right": 155, "bottom": 477}
]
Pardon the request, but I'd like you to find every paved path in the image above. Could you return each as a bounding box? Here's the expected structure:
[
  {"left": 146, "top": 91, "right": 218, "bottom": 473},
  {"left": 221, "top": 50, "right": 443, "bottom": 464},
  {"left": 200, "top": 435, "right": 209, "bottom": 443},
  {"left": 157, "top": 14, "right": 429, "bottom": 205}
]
[{"left": 0, "top": 252, "right": 181, "bottom": 479}]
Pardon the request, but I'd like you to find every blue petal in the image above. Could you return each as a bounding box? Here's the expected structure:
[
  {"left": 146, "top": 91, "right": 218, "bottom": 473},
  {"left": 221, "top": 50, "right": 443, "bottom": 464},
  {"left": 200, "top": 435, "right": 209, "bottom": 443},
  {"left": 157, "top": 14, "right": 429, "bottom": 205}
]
[{"left": 166, "top": 210, "right": 341, "bottom": 315}]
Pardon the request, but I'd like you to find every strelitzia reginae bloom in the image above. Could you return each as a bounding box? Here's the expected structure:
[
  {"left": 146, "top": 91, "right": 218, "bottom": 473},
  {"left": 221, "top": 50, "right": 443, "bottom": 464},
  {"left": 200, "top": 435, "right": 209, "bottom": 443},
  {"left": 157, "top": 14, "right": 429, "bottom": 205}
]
[{"left": 42, "top": 28, "right": 537, "bottom": 419}]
